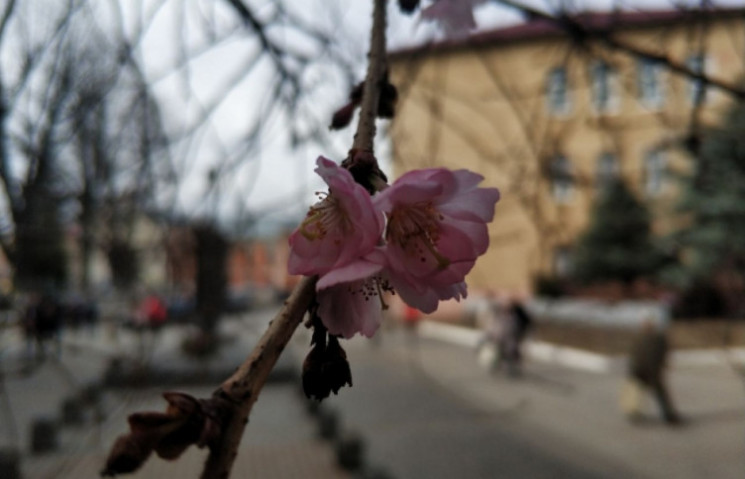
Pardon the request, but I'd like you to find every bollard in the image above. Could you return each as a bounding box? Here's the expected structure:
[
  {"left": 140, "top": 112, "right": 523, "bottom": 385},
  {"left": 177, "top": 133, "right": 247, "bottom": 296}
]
[
  {"left": 0, "top": 447, "right": 21, "bottom": 479},
  {"left": 61, "top": 397, "right": 85, "bottom": 426},
  {"left": 103, "top": 357, "right": 124, "bottom": 387},
  {"left": 335, "top": 431, "right": 365, "bottom": 471},
  {"left": 305, "top": 398, "right": 321, "bottom": 416},
  {"left": 30, "top": 417, "right": 58, "bottom": 454},
  {"left": 79, "top": 381, "right": 103, "bottom": 406},
  {"left": 317, "top": 408, "right": 339, "bottom": 440}
]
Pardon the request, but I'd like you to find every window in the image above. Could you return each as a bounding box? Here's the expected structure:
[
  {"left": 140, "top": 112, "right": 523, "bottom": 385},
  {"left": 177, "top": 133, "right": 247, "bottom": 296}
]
[
  {"left": 546, "top": 66, "right": 570, "bottom": 115},
  {"left": 644, "top": 150, "right": 666, "bottom": 197},
  {"left": 550, "top": 155, "right": 573, "bottom": 203},
  {"left": 686, "top": 54, "right": 707, "bottom": 105},
  {"left": 637, "top": 58, "right": 665, "bottom": 108},
  {"left": 590, "top": 61, "right": 616, "bottom": 113},
  {"left": 596, "top": 152, "right": 619, "bottom": 193}
]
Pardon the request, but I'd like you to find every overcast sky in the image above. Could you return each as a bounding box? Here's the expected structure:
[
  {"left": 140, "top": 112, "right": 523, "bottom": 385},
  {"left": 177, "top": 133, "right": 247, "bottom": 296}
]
[{"left": 117, "top": 0, "right": 745, "bottom": 234}]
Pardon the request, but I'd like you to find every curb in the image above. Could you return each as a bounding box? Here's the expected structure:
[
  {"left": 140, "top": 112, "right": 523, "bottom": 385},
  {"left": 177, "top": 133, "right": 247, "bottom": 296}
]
[{"left": 417, "top": 320, "right": 745, "bottom": 373}]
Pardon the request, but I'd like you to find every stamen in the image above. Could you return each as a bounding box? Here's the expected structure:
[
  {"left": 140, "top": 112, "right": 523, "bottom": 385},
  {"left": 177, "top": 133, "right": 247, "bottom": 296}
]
[
  {"left": 298, "top": 194, "right": 351, "bottom": 241},
  {"left": 386, "top": 201, "right": 449, "bottom": 269},
  {"left": 374, "top": 279, "right": 389, "bottom": 310}
]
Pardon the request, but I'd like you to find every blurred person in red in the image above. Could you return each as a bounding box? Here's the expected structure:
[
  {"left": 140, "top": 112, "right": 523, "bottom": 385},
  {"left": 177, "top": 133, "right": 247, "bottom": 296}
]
[{"left": 140, "top": 293, "right": 167, "bottom": 331}]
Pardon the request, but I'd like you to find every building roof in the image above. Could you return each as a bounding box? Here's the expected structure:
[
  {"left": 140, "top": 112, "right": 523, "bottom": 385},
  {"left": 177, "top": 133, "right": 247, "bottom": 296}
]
[{"left": 390, "top": 7, "right": 745, "bottom": 59}]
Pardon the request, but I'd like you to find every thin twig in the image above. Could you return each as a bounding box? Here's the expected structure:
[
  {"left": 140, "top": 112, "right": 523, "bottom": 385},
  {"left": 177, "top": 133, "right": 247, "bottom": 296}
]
[
  {"left": 199, "top": 0, "right": 390, "bottom": 477},
  {"left": 490, "top": 0, "right": 745, "bottom": 100},
  {"left": 353, "top": 0, "right": 388, "bottom": 152},
  {"left": 199, "top": 276, "right": 316, "bottom": 479}
]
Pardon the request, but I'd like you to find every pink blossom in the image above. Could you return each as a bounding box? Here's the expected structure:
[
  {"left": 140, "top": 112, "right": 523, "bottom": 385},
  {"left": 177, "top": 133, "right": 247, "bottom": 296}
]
[
  {"left": 288, "top": 156, "right": 384, "bottom": 281},
  {"left": 373, "top": 168, "right": 499, "bottom": 313},
  {"left": 317, "top": 277, "right": 385, "bottom": 339},
  {"left": 420, "top": 0, "right": 485, "bottom": 37}
]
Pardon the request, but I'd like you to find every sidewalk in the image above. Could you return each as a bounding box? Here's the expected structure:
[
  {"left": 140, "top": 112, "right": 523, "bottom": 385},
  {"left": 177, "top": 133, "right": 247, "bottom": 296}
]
[
  {"left": 325, "top": 325, "right": 745, "bottom": 479},
  {"left": 8, "top": 312, "right": 743, "bottom": 479},
  {"left": 23, "top": 384, "right": 350, "bottom": 479},
  {"left": 2, "top": 313, "right": 351, "bottom": 479}
]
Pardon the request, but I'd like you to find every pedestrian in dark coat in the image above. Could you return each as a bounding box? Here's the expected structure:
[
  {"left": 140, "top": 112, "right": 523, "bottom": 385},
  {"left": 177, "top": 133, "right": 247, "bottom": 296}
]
[{"left": 627, "top": 319, "right": 681, "bottom": 424}]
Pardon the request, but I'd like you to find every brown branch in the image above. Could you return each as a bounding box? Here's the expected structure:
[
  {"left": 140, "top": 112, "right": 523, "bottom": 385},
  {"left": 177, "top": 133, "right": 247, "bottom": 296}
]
[
  {"left": 199, "top": 275, "right": 317, "bottom": 479},
  {"left": 198, "top": 1, "right": 391, "bottom": 477},
  {"left": 353, "top": 0, "right": 388, "bottom": 152}
]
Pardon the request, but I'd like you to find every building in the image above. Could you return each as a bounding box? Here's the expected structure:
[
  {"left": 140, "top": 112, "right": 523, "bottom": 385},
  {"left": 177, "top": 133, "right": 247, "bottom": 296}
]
[{"left": 389, "top": 8, "right": 745, "bottom": 294}]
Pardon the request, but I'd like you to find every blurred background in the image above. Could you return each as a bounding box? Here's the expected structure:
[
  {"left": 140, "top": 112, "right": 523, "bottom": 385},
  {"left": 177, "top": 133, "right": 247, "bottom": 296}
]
[{"left": 0, "top": 0, "right": 744, "bottom": 478}]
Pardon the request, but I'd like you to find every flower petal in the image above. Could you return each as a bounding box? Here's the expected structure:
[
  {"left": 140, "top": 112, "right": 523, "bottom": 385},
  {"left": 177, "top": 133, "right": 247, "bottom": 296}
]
[
  {"left": 317, "top": 280, "right": 383, "bottom": 338},
  {"left": 317, "top": 259, "right": 383, "bottom": 290}
]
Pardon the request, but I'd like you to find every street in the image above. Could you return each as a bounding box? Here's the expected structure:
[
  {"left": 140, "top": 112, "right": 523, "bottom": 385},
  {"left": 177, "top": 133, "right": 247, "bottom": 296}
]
[{"left": 1, "top": 311, "right": 743, "bottom": 478}]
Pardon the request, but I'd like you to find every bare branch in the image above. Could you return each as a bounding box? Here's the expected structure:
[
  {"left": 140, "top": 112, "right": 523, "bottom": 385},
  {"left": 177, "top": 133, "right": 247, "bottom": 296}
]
[{"left": 490, "top": 0, "right": 745, "bottom": 99}]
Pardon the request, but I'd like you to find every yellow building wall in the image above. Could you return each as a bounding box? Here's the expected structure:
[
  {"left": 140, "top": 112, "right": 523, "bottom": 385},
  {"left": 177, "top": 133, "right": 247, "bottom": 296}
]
[{"left": 389, "top": 17, "right": 745, "bottom": 295}]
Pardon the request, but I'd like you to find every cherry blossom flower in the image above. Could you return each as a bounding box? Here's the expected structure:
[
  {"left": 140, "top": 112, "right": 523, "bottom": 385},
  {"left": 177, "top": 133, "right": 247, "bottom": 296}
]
[
  {"left": 420, "top": 0, "right": 485, "bottom": 37},
  {"left": 288, "top": 156, "right": 384, "bottom": 282},
  {"left": 373, "top": 168, "right": 499, "bottom": 313},
  {"left": 288, "top": 156, "right": 387, "bottom": 338},
  {"left": 289, "top": 158, "right": 499, "bottom": 337}
]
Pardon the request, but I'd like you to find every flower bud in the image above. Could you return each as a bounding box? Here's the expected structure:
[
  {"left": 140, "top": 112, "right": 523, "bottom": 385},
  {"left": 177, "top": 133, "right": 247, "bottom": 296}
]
[
  {"left": 378, "top": 81, "right": 398, "bottom": 119},
  {"left": 330, "top": 102, "right": 357, "bottom": 130},
  {"left": 303, "top": 343, "right": 332, "bottom": 401},
  {"left": 302, "top": 334, "right": 353, "bottom": 401},
  {"left": 325, "top": 337, "right": 353, "bottom": 395}
]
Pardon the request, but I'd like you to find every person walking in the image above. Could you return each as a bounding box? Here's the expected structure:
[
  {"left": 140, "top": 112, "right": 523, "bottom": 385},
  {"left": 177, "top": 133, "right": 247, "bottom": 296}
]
[
  {"left": 500, "top": 298, "right": 533, "bottom": 377},
  {"left": 625, "top": 318, "right": 682, "bottom": 425}
]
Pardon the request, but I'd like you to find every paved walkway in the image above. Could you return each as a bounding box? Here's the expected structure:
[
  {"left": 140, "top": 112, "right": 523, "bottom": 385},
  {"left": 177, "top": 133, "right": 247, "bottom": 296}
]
[
  {"left": 322, "top": 326, "right": 745, "bottom": 479},
  {"left": 1, "top": 314, "right": 349, "bottom": 479}
]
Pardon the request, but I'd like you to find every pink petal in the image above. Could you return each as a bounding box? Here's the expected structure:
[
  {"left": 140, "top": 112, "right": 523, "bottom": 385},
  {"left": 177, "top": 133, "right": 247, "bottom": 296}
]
[
  {"left": 288, "top": 156, "right": 384, "bottom": 277},
  {"left": 317, "top": 259, "right": 383, "bottom": 290},
  {"left": 438, "top": 186, "right": 500, "bottom": 223},
  {"left": 317, "top": 280, "right": 382, "bottom": 338},
  {"left": 420, "top": 0, "right": 478, "bottom": 36}
]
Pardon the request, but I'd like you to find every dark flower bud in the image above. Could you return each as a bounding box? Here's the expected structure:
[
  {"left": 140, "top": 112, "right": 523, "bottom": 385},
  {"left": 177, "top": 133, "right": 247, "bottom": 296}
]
[
  {"left": 324, "top": 336, "right": 353, "bottom": 395},
  {"left": 303, "top": 343, "right": 331, "bottom": 401},
  {"left": 378, "top": 81, "right": 398, "bottom": 119},
  {"left": 330, "top": 102, "right": 357, "bottom": 130},
  {"left": 398, "top": 0, "right": 420, "bottom": 14},
  {"left": 350, "top": 82, "right": 364, "bottom": 104},
  {"left": 302, "top": 331, "right": 353, "bottom": 401}
]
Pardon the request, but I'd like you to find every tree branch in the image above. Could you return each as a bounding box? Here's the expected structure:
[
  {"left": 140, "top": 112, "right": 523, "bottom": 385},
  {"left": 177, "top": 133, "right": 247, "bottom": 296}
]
[
  {"left": 353, "top": 0, "right": 388, "bottom": 152},
  {"left": 199, "top": 1, "right": 391, "bottom": 477},
  {"left": 199, "top": 276, "right": 317, "bottom": 479},
  {"left": 490, "top": 0, "right": 745, "bottom": 100}
]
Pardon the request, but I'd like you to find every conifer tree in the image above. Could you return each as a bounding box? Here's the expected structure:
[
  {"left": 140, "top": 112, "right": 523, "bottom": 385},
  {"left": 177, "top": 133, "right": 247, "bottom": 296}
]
[
  {"left": 573, "top": 179, "right": 663, "bottom": 286},
  {"left": 674, "top": 104, "right": 745, "bottom": 282}
]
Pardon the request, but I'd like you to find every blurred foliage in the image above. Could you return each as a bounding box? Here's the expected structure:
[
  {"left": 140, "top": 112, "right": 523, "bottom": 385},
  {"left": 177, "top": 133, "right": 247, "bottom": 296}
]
[
  {"left": 671, "top": 280, "right": 727, "bottom": 318},
  {"left": 572, "top": 180, "right": 665, "bottom": 286},
  {"left": 672, "top": 102, "right": 745, "bottom": 283},
  {"left": 665, "top": 100, "right": 745, "bottom": 315},
  {"left": 534, "top": 275, "right": 567, "bottom": 298}
]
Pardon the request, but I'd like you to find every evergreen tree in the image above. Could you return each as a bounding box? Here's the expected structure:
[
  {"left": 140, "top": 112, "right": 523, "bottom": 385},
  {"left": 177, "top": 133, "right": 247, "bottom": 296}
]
[
  {"left": 673, "top": 103, "right": 745, "bottom": 287},
  {"left": 572, "top": 179, "right": 663, "bottom": 285}
]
